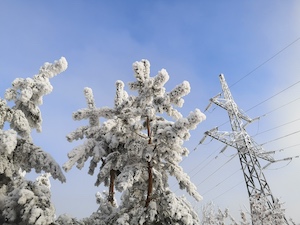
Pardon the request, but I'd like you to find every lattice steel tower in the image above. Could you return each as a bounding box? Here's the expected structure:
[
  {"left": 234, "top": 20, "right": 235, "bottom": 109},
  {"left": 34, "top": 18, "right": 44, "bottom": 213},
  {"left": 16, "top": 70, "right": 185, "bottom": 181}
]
[{"left": 203, "top": 74, "right": 288, "bottom": 224}]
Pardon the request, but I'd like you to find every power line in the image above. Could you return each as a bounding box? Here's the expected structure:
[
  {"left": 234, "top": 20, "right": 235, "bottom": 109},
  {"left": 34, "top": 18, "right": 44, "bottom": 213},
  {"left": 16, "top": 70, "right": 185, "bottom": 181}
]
[
  {"left": 191, "top": 118, "right": 300, "bottom": 197},
  {"left": 259, "top": 143, "right": 300, "bottom": 159},
  {"left": 173, "top": 146, "right": 221, "bottom": 193},
  {"left": 201, "top": 148, "right": 298, "bottom": 198},
  {"left": 229, "top": 36, "right": 300, "bottom": 88},
  {"left": 212, "top": 181, "right": 244, "bottom": 201},
  {"left": 180, "top": 138, "right": 214, "bottom": 167},
  {"left": 261, "top": 130, "right": 300, "bottom": 146},
  {"left": 202, "top": 168, "right": 241, "bottom": 196},
  {"left": 246, "top": 80, "right": 300, "bottom": 112},
  {"left": 264, "top": 160, "right": 293, "bottom": 171},
  {"left": 274, "top": 143, "right": 300, "bottom": 153},
  {"left": 195, "top": 153, "right": 238, "bottom": 187},
  {"left": 263, "top": 155, "right": 300, "bottom": 170},
  {"left": 258, "top": 96, "right": 300, "bottom": 117},
  {"left": 254, "top": 117, "right": 300, "bottom": 137},
  {"left": 188, "top": 147, "right": 219, "bottom": 176}
]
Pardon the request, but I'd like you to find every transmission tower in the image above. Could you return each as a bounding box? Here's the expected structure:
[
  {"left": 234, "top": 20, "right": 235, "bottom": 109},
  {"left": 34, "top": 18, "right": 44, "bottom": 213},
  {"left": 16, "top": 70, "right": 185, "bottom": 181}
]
[{"left": 203, "top": 74, "right": 289, "bottom": 224}]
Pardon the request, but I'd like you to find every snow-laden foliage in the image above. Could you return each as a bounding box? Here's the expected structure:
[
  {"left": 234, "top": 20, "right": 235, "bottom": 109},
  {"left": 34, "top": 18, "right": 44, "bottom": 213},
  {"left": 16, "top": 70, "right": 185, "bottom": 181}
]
[
  {"left": 200, "top": 197, "right": 289, "bottom": 225},
  {"left": 201, "top": 202, "right": 248, "bottom": 225},
  {"left": 4, "top": 57, "right": 68, "bottom": 134},
  {"left": 0, "top": 174, "right": 55, "bottom": 225},
  {"left": 54, "top": 214, "right": 84, "bottom": 225},
  {"left": 63, "top": 59, "right": 206, "bottom": 224},
  {"left": 249, "top": 194, "right": 287, "bottom": 225},
  {"left": 0, "top": 129, "right": 17, "bottom": 155},
  {"left": 0, "top": 57, "right": 67, "bottom": 182},
  {"left": 0, "top": 58, "right": 67, "bottom": 224},
  {"left": 82, "top": 190, "right": 201, "bottom": 225}
]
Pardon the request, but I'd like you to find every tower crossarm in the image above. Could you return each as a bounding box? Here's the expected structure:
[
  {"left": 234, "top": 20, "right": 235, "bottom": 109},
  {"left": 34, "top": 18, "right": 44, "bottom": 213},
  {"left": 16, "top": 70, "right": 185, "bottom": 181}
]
[
  {"left": 210, "top": 96, "right": 253, "bottom": 123},
  {"left": 205, "top": 128, "right": 241, "bottom": 149},
  {"left": 205, "top": 128, "right": 275, "bottom": 162}
]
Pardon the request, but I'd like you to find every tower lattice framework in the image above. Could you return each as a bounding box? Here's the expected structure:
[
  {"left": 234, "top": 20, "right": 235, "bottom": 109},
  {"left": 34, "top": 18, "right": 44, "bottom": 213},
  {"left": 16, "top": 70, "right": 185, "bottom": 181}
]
[{"left": 203, "top": 74, "right": 288, "bottom": 224}]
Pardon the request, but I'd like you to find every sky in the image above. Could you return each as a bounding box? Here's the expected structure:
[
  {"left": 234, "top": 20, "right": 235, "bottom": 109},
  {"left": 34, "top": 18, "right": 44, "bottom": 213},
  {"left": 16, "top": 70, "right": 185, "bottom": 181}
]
[{"left": 1, "top": 0, "right": 300, "bottom": 222}]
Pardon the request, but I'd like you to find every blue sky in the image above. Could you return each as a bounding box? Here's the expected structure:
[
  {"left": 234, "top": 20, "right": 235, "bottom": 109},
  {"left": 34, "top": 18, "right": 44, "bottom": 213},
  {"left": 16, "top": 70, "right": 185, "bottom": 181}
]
[{"left": 1, "top": 0, "right": 300, "bottom": 222}]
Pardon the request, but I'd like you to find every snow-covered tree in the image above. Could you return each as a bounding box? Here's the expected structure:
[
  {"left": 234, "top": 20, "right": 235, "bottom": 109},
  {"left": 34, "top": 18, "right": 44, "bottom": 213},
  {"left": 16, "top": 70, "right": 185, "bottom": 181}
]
[
  {"left": 249, "top": 194, "right": 287, "bottom": 225},
  {"left": 63, "top": 59, "right": 206, "bottom": 224},
  {"left": 1, "top": 173, "right": 56, "bottom": 225},
  {"left": 200, "top": 202, "right": 250, "bottom": 225},
  {"left": 0, "top": 58, "right": 67, "bottom": 224},
  {"left": 200, "top": 197, "right": 289, "bottom": 225}
]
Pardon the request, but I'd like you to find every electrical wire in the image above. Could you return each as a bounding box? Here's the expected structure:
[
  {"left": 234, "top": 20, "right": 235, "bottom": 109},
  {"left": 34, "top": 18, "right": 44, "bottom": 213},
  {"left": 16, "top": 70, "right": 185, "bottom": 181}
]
[
  {"left": 188, "top": 146, "right": 220, "bottom": 175},
  {"left": 253, "top": 117, "right": 300, "bottom": 137},
  {"left": 195, "top": 153, "right": 238, "bottom": 187},
  {"left": 263, "top": 155, "right": 300, "bottom": 170},
  {"left": 180, "top": 138, "right": 213, "bottom": 165},
  {"left": 212, "top": 181, "right": 244, "bottom": 201},
  {"left": 173, "top": 150, "right": 237, "bottom": 193},
  {"left": 258, "top": 96, "right": 300, "bottom": 117},
  {"left": 190, "top": 157, "right": 216, "bottom": 179},
  {"left": 273, "top": 143, "right": 300, "bottom": 153},
  {"left": 229, "top": 36, "right": 300, "bottom": 88},
  {"left": 264, "top": 160, "right": 293, "bottom": 170},
  {"left": 172, "top": 146, "right": 221, "bottom": 192},
  {"left": 245, "top": 80, "right": 300, "bottom": 112},
  {"left": 261, "top": 130, "right": 300, "bottom": 146},
  {"left": 202, "top": 168, "right": 241, "bottom": 196}
]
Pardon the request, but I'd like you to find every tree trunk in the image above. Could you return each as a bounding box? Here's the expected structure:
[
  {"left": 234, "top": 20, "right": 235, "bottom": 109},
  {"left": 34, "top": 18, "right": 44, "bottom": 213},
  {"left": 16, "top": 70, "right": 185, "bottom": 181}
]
[
  {"left": 145, "top": 116, "right": 153, "bottom": 207},
  {"left": 145, "top": 161, "right": 153, "bottom": 207},
  {"left": 108, "top": 169, "right": 115, "bottom": 205}
]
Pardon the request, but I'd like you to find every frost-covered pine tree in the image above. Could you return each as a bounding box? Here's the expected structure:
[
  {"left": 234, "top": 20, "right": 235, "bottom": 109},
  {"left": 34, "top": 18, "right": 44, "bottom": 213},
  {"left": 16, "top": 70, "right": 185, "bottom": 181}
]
[
  {"left": 200, "top": 202, "right": 250, "bottom": 225},
  {"left": 0, "top": 58, "right": 67, "bottom": 225},
  {"left": 200, "top": 197, "right": 289, "bottom": 225},
  {"left": 249, "top": 194, "right": 287, "bottom": 225},
  {"left": 63, "top": 59, "right": 206, "bottom": 225}
]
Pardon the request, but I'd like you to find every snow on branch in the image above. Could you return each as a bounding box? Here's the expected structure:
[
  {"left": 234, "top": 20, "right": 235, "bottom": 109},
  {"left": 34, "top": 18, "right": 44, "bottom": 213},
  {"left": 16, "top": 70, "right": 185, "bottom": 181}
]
[
  {"left": 132, "top": 59, "right": 150, "bottom": 83},
  {"left": 63, "top": 139, "right": 96, "bottom": 173},
  {"left": 72, "top": 106, "right": 115, "bottom": 121},
  {"left": 169, "top": 164, "right": 203, "bottom": 202},
  {"left": 0, "top": 98, "right": 13, "bottom": 129},
  {"left": 95, "top": 151, "right": 124, "bottom": 187},
  {"left": 14, "top": 139, "right": 66, "bottom": 183},
  {"left": 2, "top": 178, "right": 56, "bottom": 225},
  {"left": 4, "top": 57, "right": 68, "bottom": 133},
  {"left": 83, "top": 87, "right": 100, "bottom": 127},
  {"left": 0, "top": 129, "right": 17, "bottom": 154},
  {"left": 115, "top": 80, "right": 128, "bottom": 108},
  {"left": 169, "top": 80, "right": 191, "bottom": 107},
  {"left": 153, "top": 69, "right": 169, "bottom": 90},
  {"left": 38, "top": 57, "right": 68, "bottom": 79}
]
